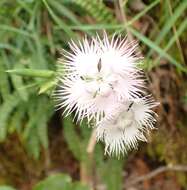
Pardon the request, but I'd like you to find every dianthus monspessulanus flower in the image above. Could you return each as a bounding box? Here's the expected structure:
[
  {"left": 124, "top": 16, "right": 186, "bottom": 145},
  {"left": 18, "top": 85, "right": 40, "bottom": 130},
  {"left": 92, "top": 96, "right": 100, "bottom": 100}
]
[
  {"left": 54, "top": 31, "right": 159, "bottom": 156},
  {"left": 96, "top": 96, "right": 159, "bottom": 156},
  {"left": 54, "top": 32, "right": 145, "bottom": 122}
]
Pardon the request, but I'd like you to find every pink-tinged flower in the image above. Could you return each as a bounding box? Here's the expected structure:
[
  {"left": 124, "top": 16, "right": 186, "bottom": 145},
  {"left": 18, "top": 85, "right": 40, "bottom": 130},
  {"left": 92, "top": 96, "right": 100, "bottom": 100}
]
[
  {"left": 54, "top": 32, "right": 144, "bottom": 122},
  {"left": 96, "top": 96, "right": 159, "bottom": 156}
]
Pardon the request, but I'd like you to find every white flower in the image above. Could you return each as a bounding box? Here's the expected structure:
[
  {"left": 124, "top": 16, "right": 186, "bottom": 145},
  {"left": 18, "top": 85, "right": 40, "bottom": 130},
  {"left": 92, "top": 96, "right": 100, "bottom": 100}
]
[
  {"left": 54, "top": 32, "right": 144, "bottom": 122},
  {"left": 96, "top": 96, "right": 159, "bottom": 156},
  {"left": 53, "top": 32, "right": 159, "bottom": 157}
]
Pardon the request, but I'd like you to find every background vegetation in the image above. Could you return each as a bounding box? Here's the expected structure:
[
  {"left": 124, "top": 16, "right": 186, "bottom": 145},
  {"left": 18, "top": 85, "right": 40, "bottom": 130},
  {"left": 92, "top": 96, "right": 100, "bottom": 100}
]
[{"left": 0, "top": 0, "right": 187, "bottom": 189}]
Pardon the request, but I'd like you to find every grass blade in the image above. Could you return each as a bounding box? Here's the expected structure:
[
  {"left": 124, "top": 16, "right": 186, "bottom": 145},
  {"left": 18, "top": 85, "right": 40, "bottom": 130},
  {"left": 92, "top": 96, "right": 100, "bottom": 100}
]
[{"left": 128, "top": 27, "right": 187, "bottom": 72}]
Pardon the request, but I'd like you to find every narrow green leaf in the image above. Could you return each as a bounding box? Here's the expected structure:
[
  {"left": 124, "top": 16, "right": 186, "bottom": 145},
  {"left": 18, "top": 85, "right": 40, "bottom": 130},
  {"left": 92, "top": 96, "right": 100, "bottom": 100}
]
[
  {"left": 0, "top": 25, "right": 32, "bottom": 37},
  {"left": 6, "top": 69, "right": 55, "bottom": 78},
  {"left": 148, "top": 0, "right": 187, "bottom": 57},
  {"left": 128, "top": 27, "right": 187, "bottom": 72},
  {"left": 38, "top": 79, "right": 57, "bottom": 94},
  {"left": 153, "top": 18, "right": 187, "bottom": 68},
  {"left": 42, "top": 0, "right": 76, "bottom": 37},
  {"left": 156, "top": 0, "right": 187, "bottom": 44},
  {"left": 128, "top": 0, "right": 160, "bottom": 26}
]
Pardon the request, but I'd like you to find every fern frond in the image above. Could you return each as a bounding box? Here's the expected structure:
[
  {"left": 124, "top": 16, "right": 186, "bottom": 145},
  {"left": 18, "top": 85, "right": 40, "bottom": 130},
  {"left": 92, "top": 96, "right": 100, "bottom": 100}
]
[
  {"left": 72, "top": 0, "right": 116, "bottom": 24},
  {"left": 0, "top": 56, "right": 10, "bottom": 101},
  {"left": 26, "top": 127, "right": 40, "bottom": 159},
  {"left": 0, "top": 92, "right": 21, "bottom": 141},
  {"left": 37, "top": 97, "right": 53, "bottom": 149},
  {"left": 23, "top": 96, "right": 52, "bottom": 158},
  {"left": 11, "top": 73, "right": 29, "bottom": 101},
  {"left": 8, "top": 104, "right": 26, "bottom": 134}
]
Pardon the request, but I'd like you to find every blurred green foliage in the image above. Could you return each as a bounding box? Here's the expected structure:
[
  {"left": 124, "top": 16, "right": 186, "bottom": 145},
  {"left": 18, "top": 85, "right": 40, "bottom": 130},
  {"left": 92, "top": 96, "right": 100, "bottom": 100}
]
[
  {"left": 0, "top": 186, "right": 16, "bottom": 190},
  {"left": 0, "top": 174, "right": 89, "bottom": 190},
  {"left": 0, "top": 0, "right": 187, "bottom": 189},
  {"left": 33, "top": 173, "right": 89, "bottom": 190}
]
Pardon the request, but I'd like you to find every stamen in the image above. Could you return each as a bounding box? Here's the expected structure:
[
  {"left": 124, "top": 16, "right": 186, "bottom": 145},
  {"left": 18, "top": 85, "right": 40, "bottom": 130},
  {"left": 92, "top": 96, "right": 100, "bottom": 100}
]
[
  {"left": 109, "top": 83, "right": 114, "bottom": 90},
  {"left": 80, "top": 76, "right": 85, "bottom": 80},
  {"left": 97, "top": 58, "right": 102, "bottom": 72},
  {"left": 93, "top": 88, "right": 100, "bottom": 98},
  {"left": 127, "top": 102, "right": 134, "bottom": 112}
]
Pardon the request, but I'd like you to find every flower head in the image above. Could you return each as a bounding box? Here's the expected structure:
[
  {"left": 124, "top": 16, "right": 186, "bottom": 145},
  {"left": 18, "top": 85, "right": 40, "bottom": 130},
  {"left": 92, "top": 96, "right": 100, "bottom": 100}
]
[
  {"left": 54, "top": 32, "right": 144, "bottom": 122},
  {"left": 96, "top": 96, "right": 159, "bottom": 156},
  {"left": 54, "top": 31, "right": 159, "bottom": 156}
]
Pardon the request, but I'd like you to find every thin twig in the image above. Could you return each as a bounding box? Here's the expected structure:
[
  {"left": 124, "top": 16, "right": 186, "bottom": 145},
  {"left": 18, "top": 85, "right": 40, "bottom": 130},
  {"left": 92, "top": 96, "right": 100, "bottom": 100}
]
[
  {"left": 87, "top": 129, "right": 96, "bottom": 154},
  {"left": 117, "top": 0, "right": 134, "bottom": 43},
  {"left": 125, "top": 164, "right": 187, "bottom": 187},
  {"left": 116, "top": 0, "right": 142, "bottom": 58},
  {"left": 80, "top": 129, "right": 97, "bottom": 190}
]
